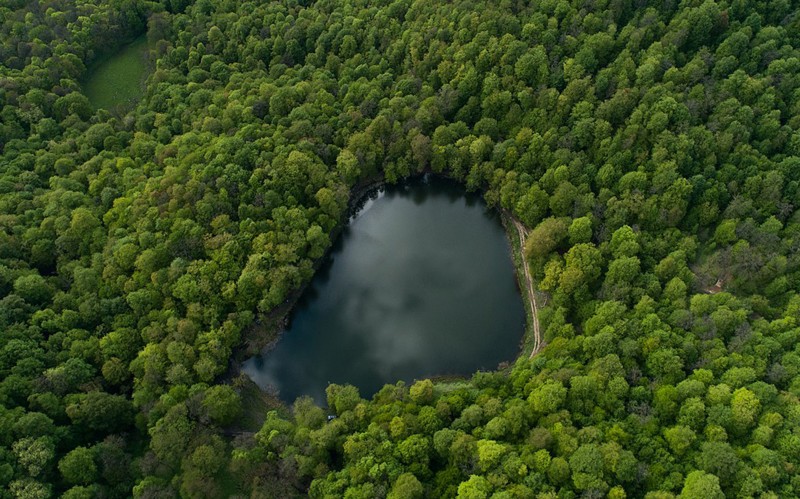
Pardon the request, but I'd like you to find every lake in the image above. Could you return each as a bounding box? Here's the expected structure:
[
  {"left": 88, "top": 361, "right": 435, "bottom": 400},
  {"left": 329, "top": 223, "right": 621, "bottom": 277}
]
[
  {"left": 83, "top": 35, "right": 149, "bottom": 110},
  {"left": 243, "top": 176, "right": 526, "bottom": 404}
]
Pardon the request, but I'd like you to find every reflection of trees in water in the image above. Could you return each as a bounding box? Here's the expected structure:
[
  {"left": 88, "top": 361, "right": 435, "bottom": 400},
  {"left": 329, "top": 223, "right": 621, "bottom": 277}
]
[{"left": 246, "top": 177, "right": 523, "bottom": 403}]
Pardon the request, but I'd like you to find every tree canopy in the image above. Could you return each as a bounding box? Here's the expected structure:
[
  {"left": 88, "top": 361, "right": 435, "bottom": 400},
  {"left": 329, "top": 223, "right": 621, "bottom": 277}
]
[{"left": 2, "top": 0, "right": 800, "bottom": 497}]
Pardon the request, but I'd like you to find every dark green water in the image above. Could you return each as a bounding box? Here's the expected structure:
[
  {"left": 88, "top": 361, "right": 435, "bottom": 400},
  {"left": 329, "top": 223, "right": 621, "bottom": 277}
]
[
  {"left": 243, "top": 176, "right": 526, "bottom": 404},
  {"left": 83, "top": 36, "right": 149, "bottom": 110}
]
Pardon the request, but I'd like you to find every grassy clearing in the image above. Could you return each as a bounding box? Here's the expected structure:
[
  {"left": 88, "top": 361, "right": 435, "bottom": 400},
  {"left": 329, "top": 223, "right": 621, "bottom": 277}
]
[{"left": 83, "top": 35, "right": 149, "bottom": 111}]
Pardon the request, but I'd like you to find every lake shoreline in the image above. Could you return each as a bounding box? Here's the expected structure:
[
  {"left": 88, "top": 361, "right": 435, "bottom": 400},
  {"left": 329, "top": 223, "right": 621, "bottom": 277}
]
[
  {"left": 223, "top": 173, "right": 394, "bottom": 400},
  {"left": 226, "top": 170, "right": 541, "bottom": 412}
]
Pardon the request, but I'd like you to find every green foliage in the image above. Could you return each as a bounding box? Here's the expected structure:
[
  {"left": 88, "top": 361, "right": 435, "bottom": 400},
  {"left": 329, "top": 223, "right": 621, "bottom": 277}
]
[
  {"left": 326, "top": 384, "right": 362, "bottom": 414},
  {"left": 526, "top": 218, "right": 569, "bottom": 262},
  {"left": 58, "top": 447, "right": 97, "bottom": 486},
  {"left": 457, "top": 475, "right": 491, "bottom": 499},
  {"left": 568, "top": 216, "right": 593, "bottom": 245},
  {"left": 409, "top": 379, "right": 434, "bottom": 405},
  {"left": 13, "top": 274, "right": 53, "bottom": 305},
  {"left": 679, "top": 471, "right": 724, "bottom": 499},
  {"left": 12, "top": 437, "right": 54, "bottom": 477},
  {"left": 202, "top": 385, "right": 242, "bottom": 426},
  {"left": 387, "top": 472, "right": 423, "bottom": 499},
  {"left": 3, "top": 0, "right": 800, "bottom": 497}
]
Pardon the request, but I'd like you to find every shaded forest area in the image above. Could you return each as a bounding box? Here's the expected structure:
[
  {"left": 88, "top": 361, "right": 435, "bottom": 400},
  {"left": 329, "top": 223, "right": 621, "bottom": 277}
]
[{"left": 1, "top": 0, "right": 800, "bottom": 497}]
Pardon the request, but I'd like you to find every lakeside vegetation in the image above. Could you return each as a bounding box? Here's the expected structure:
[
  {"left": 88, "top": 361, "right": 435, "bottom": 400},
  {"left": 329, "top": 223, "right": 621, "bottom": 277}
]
[
  {"left": 1, "top": 0, "right": 800, "bottom": 497},
  {"left": 242, "top": 176, "right": 525, "bottom": 405}
]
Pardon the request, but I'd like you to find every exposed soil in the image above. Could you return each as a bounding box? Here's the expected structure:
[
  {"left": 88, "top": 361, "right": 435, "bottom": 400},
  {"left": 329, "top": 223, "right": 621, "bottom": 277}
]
[{"left": 508, "top": 216, "right": 543, "bottom": 358}]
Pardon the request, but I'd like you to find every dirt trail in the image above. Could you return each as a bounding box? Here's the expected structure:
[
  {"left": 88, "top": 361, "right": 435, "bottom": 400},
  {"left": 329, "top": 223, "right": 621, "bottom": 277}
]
[{"left": 509, "top": 217, "right": 542, "bottom": 358}]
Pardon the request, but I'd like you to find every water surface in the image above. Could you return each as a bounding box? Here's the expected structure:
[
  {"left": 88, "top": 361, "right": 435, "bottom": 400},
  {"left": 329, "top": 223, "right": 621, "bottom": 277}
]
[{"left": 243, "top": 177, "right": 525, "bottom": 404}]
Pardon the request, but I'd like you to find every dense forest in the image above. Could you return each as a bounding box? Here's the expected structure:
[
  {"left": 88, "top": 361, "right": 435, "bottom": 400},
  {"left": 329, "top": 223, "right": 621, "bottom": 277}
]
[{"left": 2, "top": 0, "right": 800, "bottom": 497}]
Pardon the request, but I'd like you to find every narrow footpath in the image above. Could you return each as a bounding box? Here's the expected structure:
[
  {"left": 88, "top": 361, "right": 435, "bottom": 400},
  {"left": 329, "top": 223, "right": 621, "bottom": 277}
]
[{"left": 509, "top": 217, "right": 543, "bottom": 358}]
